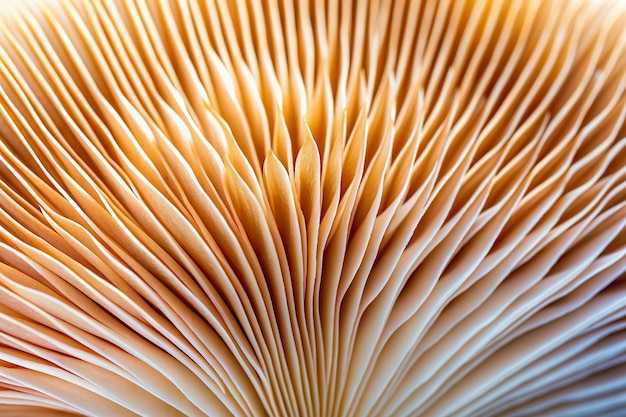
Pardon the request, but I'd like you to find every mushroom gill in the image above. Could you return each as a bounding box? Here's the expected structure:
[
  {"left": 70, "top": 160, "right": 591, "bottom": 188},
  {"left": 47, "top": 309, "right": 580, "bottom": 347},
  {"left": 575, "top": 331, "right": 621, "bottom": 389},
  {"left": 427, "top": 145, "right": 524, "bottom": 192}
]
[{"left": 0, "top": 0, "right": 625, "bottom": 415}]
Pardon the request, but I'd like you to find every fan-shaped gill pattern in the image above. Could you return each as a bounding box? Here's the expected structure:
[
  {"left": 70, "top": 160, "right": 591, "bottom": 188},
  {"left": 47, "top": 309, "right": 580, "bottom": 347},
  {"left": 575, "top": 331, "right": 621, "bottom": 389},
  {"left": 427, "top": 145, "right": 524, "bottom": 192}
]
[{"left": 0, "top": 0, "right": 626, "bottom": 416}]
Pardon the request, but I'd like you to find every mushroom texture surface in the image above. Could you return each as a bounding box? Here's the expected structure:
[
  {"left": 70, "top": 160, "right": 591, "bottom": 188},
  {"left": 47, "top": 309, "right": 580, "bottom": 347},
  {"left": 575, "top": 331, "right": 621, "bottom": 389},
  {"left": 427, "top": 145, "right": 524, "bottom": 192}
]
[{"left": 0, "top": 0, "right": 626, "bottom": 415}]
